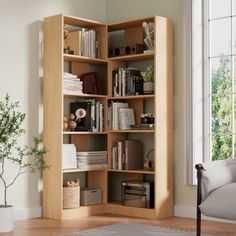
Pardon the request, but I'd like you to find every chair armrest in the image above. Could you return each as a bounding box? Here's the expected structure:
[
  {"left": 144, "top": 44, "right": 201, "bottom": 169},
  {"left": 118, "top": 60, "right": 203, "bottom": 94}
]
[{"left": 195, "top": 164, "right": 204, "bottom": 206}]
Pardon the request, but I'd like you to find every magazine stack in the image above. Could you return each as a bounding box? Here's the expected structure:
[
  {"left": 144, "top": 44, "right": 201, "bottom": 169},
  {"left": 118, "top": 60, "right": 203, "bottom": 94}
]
[{"left": 77, "top": 151, "right": 107, "bottom": 169}]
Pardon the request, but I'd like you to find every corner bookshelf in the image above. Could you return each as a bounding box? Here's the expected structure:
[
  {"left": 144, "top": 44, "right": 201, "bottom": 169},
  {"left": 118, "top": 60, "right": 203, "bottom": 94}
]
[{"left": 43, "top": 14, "right": 173, "bottom": 220}]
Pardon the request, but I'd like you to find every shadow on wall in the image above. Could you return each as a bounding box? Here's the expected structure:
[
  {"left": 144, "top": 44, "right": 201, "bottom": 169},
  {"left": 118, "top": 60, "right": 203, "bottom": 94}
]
[{"left": 26, "top": 20, "right": 44, "bottom": 210}]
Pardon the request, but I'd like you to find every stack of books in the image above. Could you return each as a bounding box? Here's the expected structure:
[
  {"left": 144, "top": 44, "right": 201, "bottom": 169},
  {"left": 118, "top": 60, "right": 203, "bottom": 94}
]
[
  {"left": 64, "top": 72, "right": 83, "bottom": 95},
  {"left": 77, "top": 151, "right": 107, "bottom": 169}
]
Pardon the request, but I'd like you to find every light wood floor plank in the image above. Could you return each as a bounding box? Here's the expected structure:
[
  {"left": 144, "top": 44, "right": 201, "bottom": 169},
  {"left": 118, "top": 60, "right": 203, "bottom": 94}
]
[{"left": 2, "top": 214, "right": 236, "bottom": 236}]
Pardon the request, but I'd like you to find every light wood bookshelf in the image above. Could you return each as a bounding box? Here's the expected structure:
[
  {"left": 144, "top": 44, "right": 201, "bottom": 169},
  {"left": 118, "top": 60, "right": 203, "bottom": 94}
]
[{"left": 43, "top": 14, "right": 173, "bottom": 220}]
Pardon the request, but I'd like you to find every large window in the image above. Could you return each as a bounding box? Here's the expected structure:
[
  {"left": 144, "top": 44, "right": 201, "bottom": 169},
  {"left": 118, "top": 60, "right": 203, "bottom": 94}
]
[
  {"left": 186, "top": 0, "right": 236, "bottom": 184},
  {"left": 204, "top": 0, "right": 236, "bottom": 161}
]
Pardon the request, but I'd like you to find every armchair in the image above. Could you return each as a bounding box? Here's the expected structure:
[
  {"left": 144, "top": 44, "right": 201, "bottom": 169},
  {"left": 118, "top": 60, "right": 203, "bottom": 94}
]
[{"left": 196, "top": 158, "right": 236, "bottom": 236}]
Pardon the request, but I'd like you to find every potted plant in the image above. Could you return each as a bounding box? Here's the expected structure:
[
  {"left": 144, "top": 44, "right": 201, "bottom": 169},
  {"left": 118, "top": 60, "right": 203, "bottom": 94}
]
[
  {"left": 141, "top": 65, "right": 154, "bottom": 94},
  {"left": 0, "top": 94, "right": 48, "bottom": 232}
]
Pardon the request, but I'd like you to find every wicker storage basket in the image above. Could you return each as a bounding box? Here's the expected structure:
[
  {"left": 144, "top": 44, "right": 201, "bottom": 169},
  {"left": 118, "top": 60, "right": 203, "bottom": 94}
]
[{"left": 63, "top": 186, "right": 80, "bottom": 209}]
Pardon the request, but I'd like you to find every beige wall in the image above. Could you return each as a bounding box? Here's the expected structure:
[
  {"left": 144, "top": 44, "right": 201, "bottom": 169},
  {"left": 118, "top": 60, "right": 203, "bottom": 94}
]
[
  {"left": 106, "top": 0, "right": 197, "bottom": 211},
  {"left": 0, "top": 0, "right": 106, "bottom": 212},
  {"left": 0, "top": 0, "right": 196, "bottom": 216}
]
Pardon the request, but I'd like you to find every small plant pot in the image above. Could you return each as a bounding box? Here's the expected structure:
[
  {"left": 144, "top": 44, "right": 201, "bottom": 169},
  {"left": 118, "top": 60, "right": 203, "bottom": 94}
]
[
  {"left": 0, "top": 205, "right": 14, "bottom": 232},
  {"left": 143, "top": 82, "right": 154, "bottom": 94}
]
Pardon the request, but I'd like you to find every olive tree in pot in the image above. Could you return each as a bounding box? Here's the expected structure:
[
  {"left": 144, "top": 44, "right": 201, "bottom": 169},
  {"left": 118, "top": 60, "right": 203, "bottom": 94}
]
[
  {"left": 141, "top": 65, "right": 154, "bottom": 94},
  {"left": 0, "top": 94, "right": 48, "bottom": 232}
]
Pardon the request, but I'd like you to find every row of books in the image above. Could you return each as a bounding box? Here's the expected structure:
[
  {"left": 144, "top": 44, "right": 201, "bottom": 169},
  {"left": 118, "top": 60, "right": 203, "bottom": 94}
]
[
  {"left": 70, "top": 99, "right": 104, "bottom": 132},
  {"left": 112, "top": 67, "right": 143, "bottom": 97},
  {"left": 68, "top": 28, "right": 100, "bottom": 58},
  {"left": 77, "top": 151, "right": 107, "bottom": 169},
  {"left": 64, "top": 72, "right": 83, "bottom": 95},
  {"left": 112, "top": 140, "right": 143, "bottom": 170},
  {"left": 107, "top": 101, "right": 135, "bottom": 130}
]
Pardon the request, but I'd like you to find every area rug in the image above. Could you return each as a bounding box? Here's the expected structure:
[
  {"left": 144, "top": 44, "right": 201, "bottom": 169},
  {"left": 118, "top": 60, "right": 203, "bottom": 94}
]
[{"left": 62, "top": 222, "right": 211, "bottom": 236}]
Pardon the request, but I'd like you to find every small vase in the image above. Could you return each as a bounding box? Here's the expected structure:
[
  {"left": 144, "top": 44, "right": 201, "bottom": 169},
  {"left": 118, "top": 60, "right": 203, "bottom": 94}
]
[
  {"left": 143, "top": 82, "right": 154, "bottom": 94},
  {"left": 0, "top": 205, "right": 14, "bottom": 232}
]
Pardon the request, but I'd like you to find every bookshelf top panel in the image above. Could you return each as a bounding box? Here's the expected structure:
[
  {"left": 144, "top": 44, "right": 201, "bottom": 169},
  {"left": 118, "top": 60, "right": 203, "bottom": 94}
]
[
  {"left": 64, "top": 15, "right": 106, "bottom": 28},
  {"left": 108, "top": 17, "right": 155, "bottom": 32}
]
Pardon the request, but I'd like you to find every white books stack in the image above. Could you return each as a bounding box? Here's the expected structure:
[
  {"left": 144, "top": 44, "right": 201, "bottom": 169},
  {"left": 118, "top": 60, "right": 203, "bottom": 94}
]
[
  {"left": 64, "top": 72, "right": 83, "bottom": 95},
  {"left": 77, "top": 151, "right": 107, "bottom": 169}
]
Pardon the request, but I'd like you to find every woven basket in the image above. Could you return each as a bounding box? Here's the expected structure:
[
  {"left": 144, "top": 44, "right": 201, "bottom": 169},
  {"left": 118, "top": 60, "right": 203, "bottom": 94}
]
[{"left": 63, "top": 186, "right": 80, "bottom": 209}]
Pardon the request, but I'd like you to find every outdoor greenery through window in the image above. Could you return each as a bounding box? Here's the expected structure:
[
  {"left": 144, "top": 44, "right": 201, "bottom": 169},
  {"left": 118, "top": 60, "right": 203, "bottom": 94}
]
[{"left": 207, "top": 0, "right": 236, "bottom": 160}]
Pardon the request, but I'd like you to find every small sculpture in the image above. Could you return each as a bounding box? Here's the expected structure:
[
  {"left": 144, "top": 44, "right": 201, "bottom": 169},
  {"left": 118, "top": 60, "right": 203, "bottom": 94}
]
[
  {"left": 67, "top": 113, "right": 77, "bottom": 131},
  {"left": 63, "top": 116, "right": 69, "bottom": 131},
  {"left": 142, "top": 22, "right": 154, "bottom": 51},
  {"left": 64, "top": 25, "right": 73, "bottom": 54}
]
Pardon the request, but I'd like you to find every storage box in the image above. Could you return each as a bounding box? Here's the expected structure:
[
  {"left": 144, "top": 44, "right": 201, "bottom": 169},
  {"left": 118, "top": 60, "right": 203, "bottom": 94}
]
[
  {"left": 63, "top": 186, "right": 80, "bottom": 209},
  {"left": 80, "top": 188, "right": 101, "bottom": 206}
]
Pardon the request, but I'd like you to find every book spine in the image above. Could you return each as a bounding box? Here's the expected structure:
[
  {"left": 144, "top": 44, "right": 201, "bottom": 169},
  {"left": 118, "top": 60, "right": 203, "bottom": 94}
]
[
  {"left": 95, "top": 101, "right": 100, "bottom": 132},
  {"left": 112, "top": 145, "right": 117, "bottom": 169},
  {"left": 117, "top": 141, "right": 123, "bottom": 170},
  {"left": 99, "top": 103, "right": 103, "bottom": 132}
]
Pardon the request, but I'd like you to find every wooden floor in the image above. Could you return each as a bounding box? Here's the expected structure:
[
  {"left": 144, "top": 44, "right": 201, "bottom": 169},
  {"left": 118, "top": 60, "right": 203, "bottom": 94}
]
[{"left": 1, "top": 214, "right": 236, "bottom": 236}]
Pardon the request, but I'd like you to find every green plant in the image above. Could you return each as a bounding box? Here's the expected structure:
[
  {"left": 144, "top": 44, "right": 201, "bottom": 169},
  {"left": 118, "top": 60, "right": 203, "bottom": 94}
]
[
  {"left": 0, "top": 94, "right": 48, "bottom": 206},
  {"left": 141, "top": 65, "right": 154, "bottom": 82}
]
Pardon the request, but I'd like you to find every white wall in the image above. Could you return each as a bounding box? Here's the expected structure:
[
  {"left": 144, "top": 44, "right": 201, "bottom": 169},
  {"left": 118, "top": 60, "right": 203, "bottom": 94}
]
[
  {"left": 106, "top": 0, "right": 197, "bottom": 215},
  {"left": 0, "top": 0, "right": 106, "bottom": 218},
  {"left": 0, "top": 0, "right": 196, "bottom": 219}
]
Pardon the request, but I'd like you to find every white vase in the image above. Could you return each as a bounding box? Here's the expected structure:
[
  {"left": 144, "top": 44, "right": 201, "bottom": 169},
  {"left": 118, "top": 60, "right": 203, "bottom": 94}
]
[
  {"left": 143, "top": 81, "right": 154, "bottom": 94},
  {"left": 0, "top": 205, "right": 14, "bottom": 232}
]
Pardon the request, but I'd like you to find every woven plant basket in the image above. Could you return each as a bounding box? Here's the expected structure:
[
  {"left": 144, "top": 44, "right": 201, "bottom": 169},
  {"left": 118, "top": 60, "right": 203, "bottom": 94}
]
[{"left": 63, "top": 186, "right": 80, "bottom": 209}]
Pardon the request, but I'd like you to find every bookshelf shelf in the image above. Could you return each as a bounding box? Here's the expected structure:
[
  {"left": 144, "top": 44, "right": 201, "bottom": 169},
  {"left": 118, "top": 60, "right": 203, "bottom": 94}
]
[
  {"left": 108, "top": 129, "right": 154, "bottom": 133},
  {"left": 64, "top": 54, "right": 107, "bottom": 64},
  {"left": 63, "top": 131, "right": 108, "bottom": 135},
  {"left": 108, "top": 169, "right": 154, "bottom": 174},
  {"left": 63, "top": 167, "right": 107, "bottom": 173},
  {"left": 108, "top": 52, "right": 154, "bottom": 62},
  {"left": 108, "top": 94, "right": 154, "bottom": 100},
  {"left": 64, "top": 93, "right": 107, "bottom": 99}
]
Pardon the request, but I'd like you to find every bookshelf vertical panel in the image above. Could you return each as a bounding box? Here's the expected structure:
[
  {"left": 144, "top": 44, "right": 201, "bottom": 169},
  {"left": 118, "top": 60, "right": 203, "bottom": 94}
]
[
  {"left": 154, "top": 16, "right": 173, "bottom": 218},
  {"left": 93, "top": 25, "right": 108, "bottom": 60},
  {"left": 43, "top": 14, "right": 64, "bottom": 219}
]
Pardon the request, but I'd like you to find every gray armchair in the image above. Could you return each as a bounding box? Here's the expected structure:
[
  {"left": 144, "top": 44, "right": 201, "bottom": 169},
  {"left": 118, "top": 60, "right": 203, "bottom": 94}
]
[{"left": 196, "top": 158, "right": 236, "bottom": 236}]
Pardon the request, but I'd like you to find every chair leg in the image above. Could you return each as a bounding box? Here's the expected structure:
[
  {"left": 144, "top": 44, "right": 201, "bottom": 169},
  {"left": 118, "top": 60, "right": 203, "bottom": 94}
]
[{"left": 197, "top": 206, "right": 201, "bottom": 236}]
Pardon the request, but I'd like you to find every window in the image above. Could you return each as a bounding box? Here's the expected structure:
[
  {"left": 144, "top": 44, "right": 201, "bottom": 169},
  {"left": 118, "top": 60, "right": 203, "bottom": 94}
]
[
  {"left": 204, "top": 0, "right": 236, "bottom": 161},
  {"left": 186, "top": 0, "right": 236, "bottom": 184}
]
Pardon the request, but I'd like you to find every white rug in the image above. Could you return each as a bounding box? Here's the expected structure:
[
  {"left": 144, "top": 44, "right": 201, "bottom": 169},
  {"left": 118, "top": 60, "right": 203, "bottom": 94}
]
[{"left": 62, "top": 222, "right": 211, "bottom": 236}]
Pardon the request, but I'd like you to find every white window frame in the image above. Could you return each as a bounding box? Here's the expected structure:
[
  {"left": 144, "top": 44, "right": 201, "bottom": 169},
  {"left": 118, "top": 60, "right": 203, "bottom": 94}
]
[{"left": 185, "top": 0, "right": 205, "bottom": 185}]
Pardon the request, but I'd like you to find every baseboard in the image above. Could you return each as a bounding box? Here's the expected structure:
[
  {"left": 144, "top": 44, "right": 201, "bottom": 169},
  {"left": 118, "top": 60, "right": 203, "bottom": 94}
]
[
  {"left": 174, "top": 205, "right": 236, "bottom": 224},
  {"left": 14, "top": 207, "right": 42, "bottom": 220}
]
